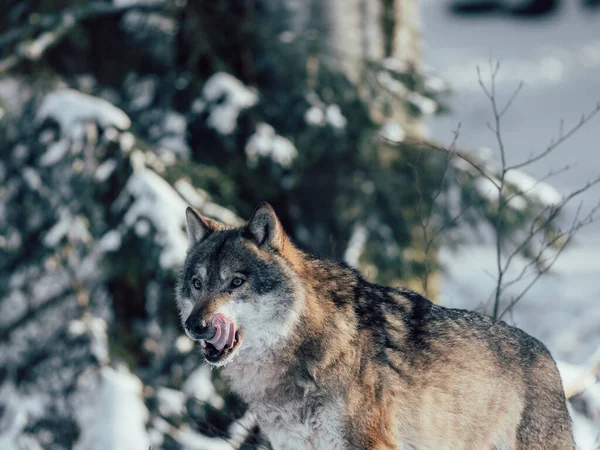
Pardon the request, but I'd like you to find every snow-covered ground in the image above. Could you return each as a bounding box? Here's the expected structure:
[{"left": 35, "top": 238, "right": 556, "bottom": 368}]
[
  {"left": 422, "top": 0, "right": 600, "bottom": 363},
  {"left": 421, "top": 2, "right": 600, "bottom": 445}
]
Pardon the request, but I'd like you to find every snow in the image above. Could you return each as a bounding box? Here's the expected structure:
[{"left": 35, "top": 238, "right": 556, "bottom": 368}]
[
  {"left": 117, "top": 167, "right": 188, "bottom": 269},
  {"left": 174, "top": 335, "right": 195, "bottom": 353},
  {"left": 119, "top": 132, "right": 136, "bottom": 152},
  {"left": 30, "top": 266, "right": 70, "bottom": 308},
  {"left": 407, "top": 92, "right": 438, "bottom": 116},
  {"left": 505, "top": 169, "right": 562, "bottom": 207},
  {"left": 382, "top": 57, "right": 410, "bottom": 74},
  {"left": 377, "top": 71, "right": 409, "bottom": 96},
  {"left": 22, "top": 167, "right": 43, "bottom": 191},
  {"left": 44, "top": 210, "right": 91, "bottom": 249},
  {"left": 97, "top": 230, "right": 122, "bottom": 252},
  {"left": 305, "top": 106, "right": 325, "bottom": 126},
  {"left": 182, "top": 365, "right": 224, "bottom": 410},
  {"left": 423, "top": 74, "right": 449, "bottom": 93},
  {"left": 245, "top": 123, "right": 298, "bottom": 168},
  {"left": 174, "top": 179, "right": 209, "bottom": 209},
  {"left": 128, "top": 76, "right": 157, "bottom": 111},
  {"left": 0, "top": 290, "right": 27, "bottom": 329},
  {"left": 113, "top": 0, "right": 165, "bottom": 7},
  {"left": 325, "top": 104, "right": 347, "bottom": 130},
  {"left": 198, "top": 72, "right": 258, "bottom": 135},
  {"left": 162, "top": 110, "right": 187, "bottom": 135},
  {"left": 343, "top": 223, "right": 368, "bottom": 268},
  {"left": 469, "top": 176, "right": 527, "bottom": 211},
  {"left": 379, "top": 120, "right": 406, "bottom": 143},
  {"left": 0, "top": 382, "right": 50, "bottom": 450},
  {"left": 39, "top": 139, "right": 70, "bottom": 166},
  {"left": 43, "top": 209, "right": 72, "bottom": 247},
  {"left": 156, "top": 387, "right": 185, "bottom": 418},
  {"left": 37, "top": 89, "right": 131, "bottom": 134},
  {"left": 157, "top": 111, "right": 190, "bottom": 156},
  {"left": 157, "top": 135, "right": 190, "bottom": 157},
  {"left": 152, "top": 416, "right": 235, "bottom": 450},
  {"left": 228, "top": 410, "right": 259, "bottom": 448},
  {"left": 73, "top": 366, "right": 150, "bottom": 450},
  {"left": 94, "top": 159, "right": 118, "bottom": 182}
]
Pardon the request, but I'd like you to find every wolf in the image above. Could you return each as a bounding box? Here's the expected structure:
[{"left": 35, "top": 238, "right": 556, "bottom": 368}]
[{"left": 175, "top": 202, "right": 574, "bottom": 450}]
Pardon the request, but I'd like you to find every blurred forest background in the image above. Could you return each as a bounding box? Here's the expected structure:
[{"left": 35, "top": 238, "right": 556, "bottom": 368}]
[{"left": 0, "top": 0, "right": 599, "bottom": 449}]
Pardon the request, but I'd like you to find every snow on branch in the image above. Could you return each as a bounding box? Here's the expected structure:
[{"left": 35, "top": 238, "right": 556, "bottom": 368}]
[{"left": 0, "top": 0, "right": 168, "bottom": 75}]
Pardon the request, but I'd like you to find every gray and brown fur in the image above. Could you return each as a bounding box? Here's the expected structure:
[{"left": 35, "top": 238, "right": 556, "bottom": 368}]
[{"left": 176, "top": 202, "right": 574, "bottom": 450}]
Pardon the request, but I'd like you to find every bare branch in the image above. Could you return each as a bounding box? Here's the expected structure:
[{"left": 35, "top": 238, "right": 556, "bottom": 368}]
[
  {"left": 509, "top": 102, "right": 600, "bottom": 171},
  {"left": 498, "top": 201, "right": 600, "bottom": 318},
  {"left": 498, "top": 81, "right": 524, "bottom": 118}
]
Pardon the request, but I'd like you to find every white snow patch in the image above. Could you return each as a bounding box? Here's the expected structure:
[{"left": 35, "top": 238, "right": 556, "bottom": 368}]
[
  {"left": 120, "top": 132, "right": 136, "bottom": 152},
  {"left": 228, "top": 410, "right": 258, "bottom": 448},
  {"left": 117, "top": 168, "right": 188, "bottom": 269},
  {"left": 37, "top": 89, "right": 131, "bottom": 135},
  {"left": 135, "top": 219, "right": 151, "bottom": 237},
  {"left": 94, "top": 159, "right": 118, "bottom": 182},
  {"left": 245, "top": 123, "right": 297, "bottom": 168},
  {"left": 505, "top": 169, "right": 562, "bottom": 207},
  {"left": 152, "top": 417, "right": 235, "bottom": 450},
  {"left": 568, "top": 400, "right": 600, "bottom": 450},
  {"left": 423, "top": 74, "right": 449, "bottom": 93},
  {"left": 473, "top": 177, "right": 501, "bottom": 202},
  {"left": 279, "top": 31, "right": 296, "bottom": 44},
  {"left": 174, "top": 179, "right": 209, "bottom": 209},
  {"left": 450, "top": 156, "right": 475, "bottom": 172},
  {"left": 325, "top": 104, "right": 347, "bottom": 130},
  {"left": 156, "top": 387, "right": 185, "bottom": 418},
  {"left": 305, "top": 106, "right": 325, "bottom": 126},
  {"left": 175, "top": 335, "right": 194, "bottom": 353},
  {"left": 407, "top": 92, "right": 438, "bottom": 116},
  {"left": 163, "top": 110, "right": 187, "bottom": 135},
  {"left": 73, "top": 366, "right": 150, "bottom": 450},
  {"left": 199, "top": 73, "right": 258, "bottom": 135},
  {"left": 44, "top": 209, "right": 72, "bottom": 247},
  {"left": 380, "top": 120, "right": 406, "bottom": 143},
  {"left": 0, "top": 290, "right": 27, "bottom": 328},
  {"left": 377, "top": 71, "right": 409, "bottom": 96},
  {"left": 39, "top": 139, "right": 70, "bottom": 166},
  {"left": 0, "top": 383, "right": 50, "bottom": 450},
  {"left": 182, "top": 365, "right": 224, "bottom": 410},
  {"left": 97, "top": 230, "right": 122, "bottom": 252},
  {"left": 22, "top": 167, "right": 43, "bottom": 191},
  {"left": 382, "top": 57, "right": 410, "bottom": 74},
  {"left": 343, "top": 223, "right": 368, "bottom": 268},
  {"left": 30, "top": 266, "right": 70, "bottom": 308},
  {"left": 157, "top": 135, "right": 190, "bottom": 157},
  {"left": 157, "top": 111, "right": 190, "bottom": 156}
]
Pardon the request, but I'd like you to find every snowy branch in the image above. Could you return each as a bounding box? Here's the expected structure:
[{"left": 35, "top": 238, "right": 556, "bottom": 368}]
[{"left": 0, "top": 0, "right": 168, "bottom": 75}]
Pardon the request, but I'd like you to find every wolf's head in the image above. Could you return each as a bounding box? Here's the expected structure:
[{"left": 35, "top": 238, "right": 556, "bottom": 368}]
[{"left": 175, "top": 203, "right": 304, "bottom": 367}]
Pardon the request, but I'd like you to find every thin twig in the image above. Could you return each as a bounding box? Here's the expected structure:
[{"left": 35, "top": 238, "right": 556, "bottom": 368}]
[{"left": 509, "top": 102, "right": 600, "bottom": 171}]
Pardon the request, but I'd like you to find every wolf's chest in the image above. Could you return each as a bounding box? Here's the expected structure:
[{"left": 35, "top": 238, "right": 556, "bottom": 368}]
[{"left": 251, "top": 399, "right": 346, "bottom": 450}]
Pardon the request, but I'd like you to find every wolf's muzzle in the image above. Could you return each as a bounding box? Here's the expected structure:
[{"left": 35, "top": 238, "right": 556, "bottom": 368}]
[{"left": 185, "top": 316, "right": 217, "bottom": 341}]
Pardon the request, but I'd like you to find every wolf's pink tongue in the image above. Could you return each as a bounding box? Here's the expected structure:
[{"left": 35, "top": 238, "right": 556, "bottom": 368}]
[{"left": 207, "top": 314, "right": 232, "bottom": 351}]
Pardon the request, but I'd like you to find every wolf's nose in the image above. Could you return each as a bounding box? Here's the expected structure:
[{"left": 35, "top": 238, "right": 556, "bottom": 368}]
[{"left": 185, "top": 316, "right": 217, "bottom": 341}]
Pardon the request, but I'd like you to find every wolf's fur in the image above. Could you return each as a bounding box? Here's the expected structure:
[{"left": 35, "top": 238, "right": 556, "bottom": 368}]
[{"left": 176, "top": 203, "right": 574, "bottom": 450}]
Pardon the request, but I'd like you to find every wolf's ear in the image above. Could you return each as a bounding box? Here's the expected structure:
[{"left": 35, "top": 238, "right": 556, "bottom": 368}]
[
  {"left": 185, "top": 207, "right": 223, "bottom": 244},
  {"left": 244, "top": 202, "right": 285, "bottom": 251}
]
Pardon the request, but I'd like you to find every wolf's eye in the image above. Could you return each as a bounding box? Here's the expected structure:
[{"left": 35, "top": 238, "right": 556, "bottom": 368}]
[
  {"left": 231, "top": 277, "right": 245, "bottom": 288},
  {"left": 192, "top": 278, "right": 202, "bottom": 290}
]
